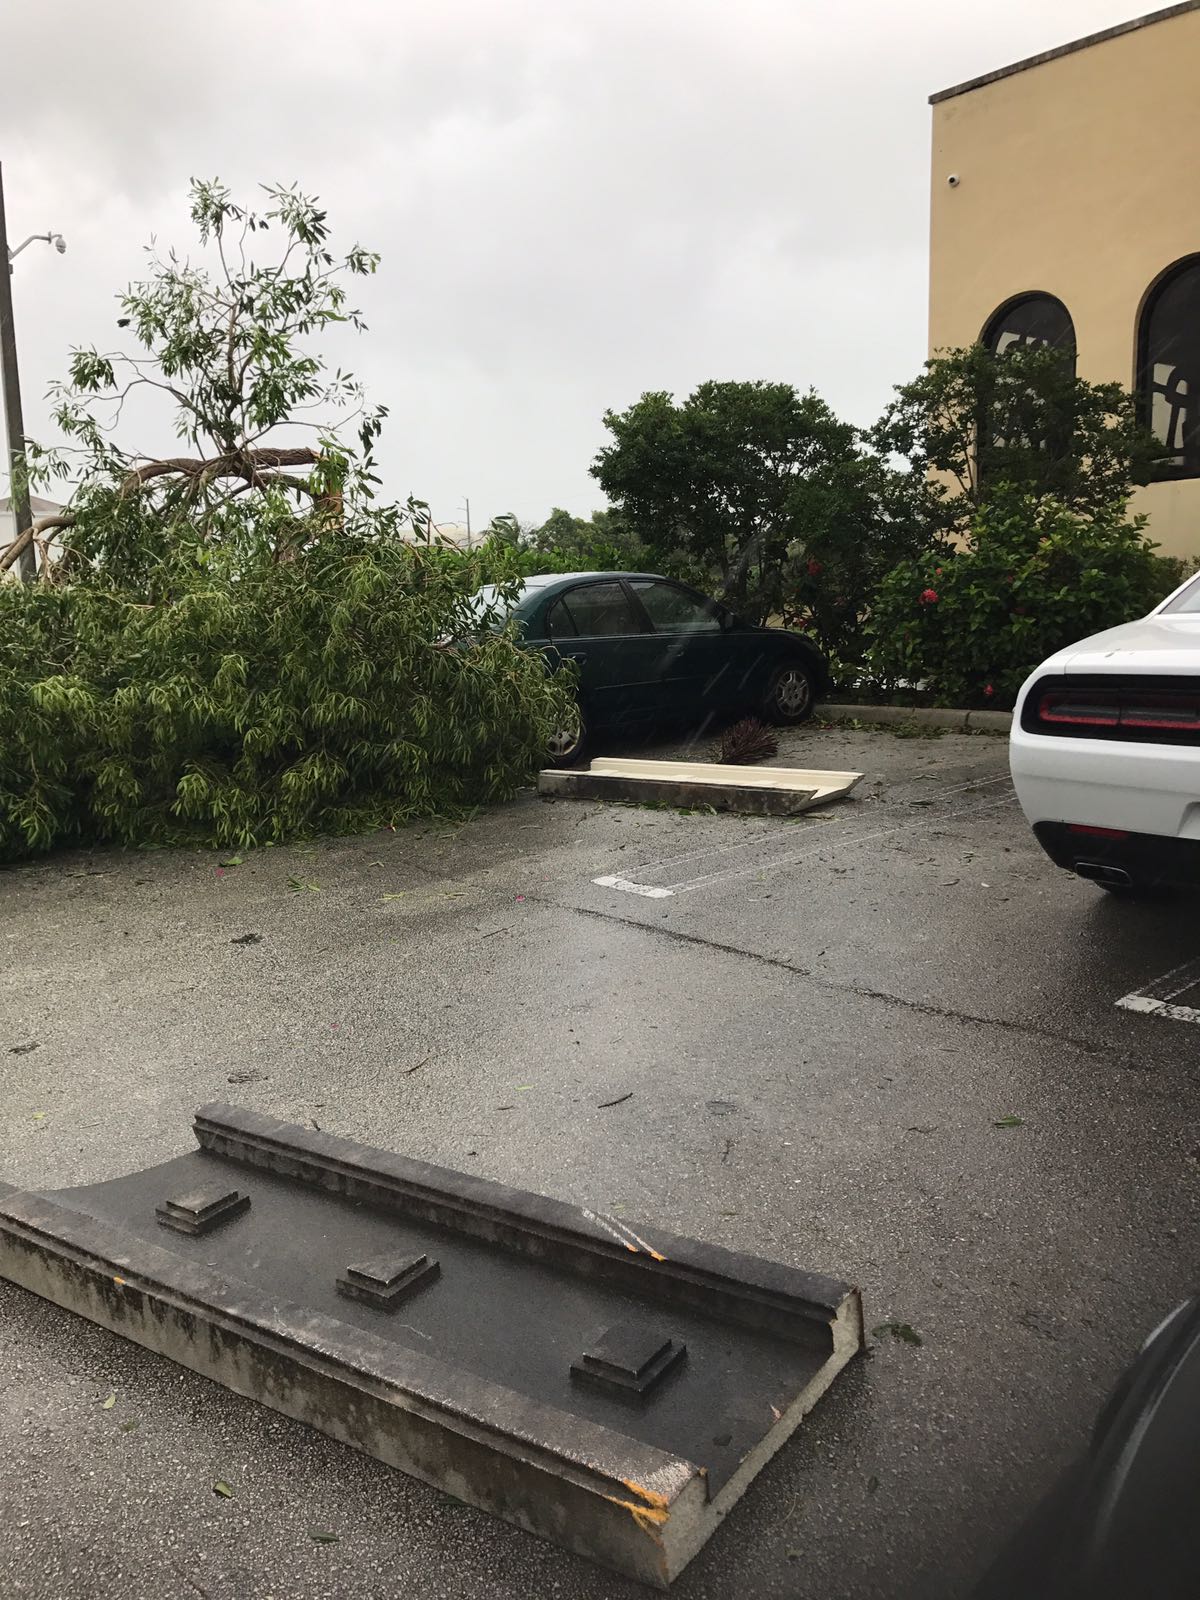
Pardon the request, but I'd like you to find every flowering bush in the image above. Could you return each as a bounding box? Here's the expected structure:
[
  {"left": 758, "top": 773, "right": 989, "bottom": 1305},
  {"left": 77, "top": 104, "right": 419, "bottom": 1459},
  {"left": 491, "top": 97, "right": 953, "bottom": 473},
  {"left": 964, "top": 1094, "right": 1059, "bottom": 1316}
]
[{"left": 868, "top": 493, "right": 1169, "bottom": 708}]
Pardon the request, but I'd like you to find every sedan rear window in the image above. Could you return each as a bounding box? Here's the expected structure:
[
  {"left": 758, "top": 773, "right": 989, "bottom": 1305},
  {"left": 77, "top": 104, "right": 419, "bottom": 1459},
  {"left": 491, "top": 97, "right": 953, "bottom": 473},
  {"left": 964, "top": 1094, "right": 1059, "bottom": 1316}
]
[
  {"left": 630, "top": 579, "right": 722, "bottom": 633},
  {"left": 464, "top": 583, "right": 525, "bottom": 631},
  {"left": 561, "top": 582, "right": 647, "bottom": 637}
]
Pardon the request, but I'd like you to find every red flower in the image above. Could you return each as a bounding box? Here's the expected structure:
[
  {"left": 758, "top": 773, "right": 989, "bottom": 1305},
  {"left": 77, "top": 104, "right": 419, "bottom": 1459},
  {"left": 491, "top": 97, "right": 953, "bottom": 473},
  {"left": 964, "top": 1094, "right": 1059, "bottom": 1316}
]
[
  {"left": 935, "top": 567, "right": 943, "bottom": 576},
  {"left": 984, "top": 684, "right": 994, "bottom": 698},
  {"left": 806, "top": 558, "right": 823, "bottom": 577},
  {"left": 919, "top": 588, "right": 939, "bottom": 605}
]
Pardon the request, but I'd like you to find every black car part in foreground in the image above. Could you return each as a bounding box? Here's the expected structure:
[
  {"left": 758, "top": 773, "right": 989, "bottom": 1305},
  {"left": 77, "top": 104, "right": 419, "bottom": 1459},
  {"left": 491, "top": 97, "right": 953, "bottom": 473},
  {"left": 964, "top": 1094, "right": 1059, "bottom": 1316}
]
[{"left": 975, "top": 1294, "right": 1200, "bottom": 1598}]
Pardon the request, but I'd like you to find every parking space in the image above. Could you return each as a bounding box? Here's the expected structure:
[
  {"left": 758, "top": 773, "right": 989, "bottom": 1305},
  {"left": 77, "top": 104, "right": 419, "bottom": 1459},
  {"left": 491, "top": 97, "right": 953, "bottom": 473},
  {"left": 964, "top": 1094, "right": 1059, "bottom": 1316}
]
[{"left": 2, "top": 722, "right": 1199, "bottom": 1599}]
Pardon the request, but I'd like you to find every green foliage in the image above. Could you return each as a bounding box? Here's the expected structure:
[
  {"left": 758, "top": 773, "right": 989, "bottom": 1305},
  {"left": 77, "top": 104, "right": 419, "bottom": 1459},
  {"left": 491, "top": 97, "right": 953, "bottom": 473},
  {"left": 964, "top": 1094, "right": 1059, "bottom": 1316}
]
[
  {"left": 779, "top": 453, "right": 932, "bottom": 664},
  {"left": 0, "top": 181, "right": 572, "bottom": 862},
  {"left": 590, "top": 382, "right": 928, "bottom": 648},
  {"left": 592, "top": 380, "right": 871, "bottom": 622},
  {"left": 872, "top": 344, "right": 1159, "bottom": 537},
  {"left": 0, "top": 539, "right": 572, "bottom": 861},
  {"left": 35, "top": 178, "right": 387, "bottom": 583},
  {"left": 869, "top": 492, "right": 1168, "bottom": 708},
  {"left": 526, "top": 506, "right": 650, "bottom": 574}
]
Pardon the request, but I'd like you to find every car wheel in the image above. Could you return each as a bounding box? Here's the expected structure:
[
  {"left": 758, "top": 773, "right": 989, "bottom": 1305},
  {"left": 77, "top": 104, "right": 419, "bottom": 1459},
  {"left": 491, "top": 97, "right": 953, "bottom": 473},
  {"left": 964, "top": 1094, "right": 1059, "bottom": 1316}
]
[
  {"left": 547, "top": 705, "right": 589, "bottom": 768},
  {"left": 762, "top": 660, "right": 816, "bottom": 726}
]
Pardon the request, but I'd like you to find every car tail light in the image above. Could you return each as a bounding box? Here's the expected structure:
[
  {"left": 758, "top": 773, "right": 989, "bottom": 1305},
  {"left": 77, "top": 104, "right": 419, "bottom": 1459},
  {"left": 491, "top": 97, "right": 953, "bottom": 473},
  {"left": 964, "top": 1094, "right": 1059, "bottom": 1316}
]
[
  {"left": 1068, "top": 824, "right": 1129, "bottom": 840},
  {"left": 1119, "top": 694, "right": 1200, "bottom": 732},
  {"left": 1030, "top": 684, "right": 1200, "bottom": 740},
  {"left": 1037, "top": 690, "right": 1119, "bottom": 727}
]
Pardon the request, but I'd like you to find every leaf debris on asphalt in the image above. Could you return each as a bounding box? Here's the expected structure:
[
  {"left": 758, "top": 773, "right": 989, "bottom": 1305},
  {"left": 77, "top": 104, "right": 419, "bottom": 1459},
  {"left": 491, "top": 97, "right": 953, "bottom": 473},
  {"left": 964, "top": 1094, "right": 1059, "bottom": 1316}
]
[
  {"left": 310, "top": 1530, "right": 339, "bottom": 1544},
  {"left": 100, "top": 1391, "right": 116, "bottom": 1409},
  {"left": 871, "top": 1321, "right": 923, "bottom": 1346},
  {"left": 598, "top": 1092, "right": 633, "bottom": 1108},
  {"left": 993, "top": 1115, "right": 1024, "bottom": 1128},
  {"left": 213, "top": 1480, "right": 234, "bottom": 1498},
  {"left": 8, "top": 1041, "right": 39, "bottom": 1055},
  {"left": 230, "top": 932, "right": 262, "bottom": 946}
]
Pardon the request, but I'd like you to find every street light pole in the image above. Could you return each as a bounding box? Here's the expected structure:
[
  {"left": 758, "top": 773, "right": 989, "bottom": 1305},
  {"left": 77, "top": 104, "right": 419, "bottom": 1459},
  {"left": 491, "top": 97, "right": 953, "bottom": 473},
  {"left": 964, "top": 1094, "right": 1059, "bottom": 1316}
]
[{"left": 0, "top": 163, "right": 35, "bottom": 582}]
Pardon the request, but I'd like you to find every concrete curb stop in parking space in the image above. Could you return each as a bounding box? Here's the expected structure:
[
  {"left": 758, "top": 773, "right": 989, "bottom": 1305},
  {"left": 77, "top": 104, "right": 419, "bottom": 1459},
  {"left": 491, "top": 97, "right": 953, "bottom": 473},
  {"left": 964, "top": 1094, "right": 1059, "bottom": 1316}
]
[{"left": 819, "top": 702, "right": 1013, "bottom": 734}]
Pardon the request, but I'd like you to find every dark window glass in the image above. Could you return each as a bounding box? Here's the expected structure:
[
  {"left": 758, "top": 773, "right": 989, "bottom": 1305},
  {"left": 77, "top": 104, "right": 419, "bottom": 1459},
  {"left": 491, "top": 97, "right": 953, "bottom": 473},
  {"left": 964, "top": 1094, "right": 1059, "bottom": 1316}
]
[
  {"left": 629, "top": 580, "right": 721, "bottom": 633},
  {"left": 562, "top": 582, "right": 646, "bottom": 637},
  {"left": 982, "top": 294, "right": 1076, "bottom": 360},
  {"left": 1139, "top": 257, "right": 1200, "bottom": 481},
  {"left": 544, "top": 598, "right": 577, "bottom": 638}
]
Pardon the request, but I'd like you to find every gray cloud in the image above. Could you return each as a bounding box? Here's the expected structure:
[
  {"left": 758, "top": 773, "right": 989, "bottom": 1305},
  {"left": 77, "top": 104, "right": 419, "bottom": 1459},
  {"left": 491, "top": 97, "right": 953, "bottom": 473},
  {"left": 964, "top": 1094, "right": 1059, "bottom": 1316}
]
[{"left": 2, "top": 0, "right": 1141, "bottom": 527}]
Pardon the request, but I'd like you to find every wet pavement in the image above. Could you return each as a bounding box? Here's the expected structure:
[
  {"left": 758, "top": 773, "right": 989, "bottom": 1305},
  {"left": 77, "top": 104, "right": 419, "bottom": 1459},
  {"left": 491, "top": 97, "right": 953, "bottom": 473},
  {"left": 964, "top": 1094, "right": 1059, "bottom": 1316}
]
[{"left": 2, "top": 722, "right": 1198, "bottom": 1600}]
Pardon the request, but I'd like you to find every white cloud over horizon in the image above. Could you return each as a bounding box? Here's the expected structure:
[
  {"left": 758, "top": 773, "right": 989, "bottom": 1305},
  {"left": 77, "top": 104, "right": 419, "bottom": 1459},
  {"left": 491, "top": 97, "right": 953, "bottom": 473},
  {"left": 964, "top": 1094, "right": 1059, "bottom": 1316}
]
[{"left": 2, "top": 0, "right": 1147, "bottom": 528}]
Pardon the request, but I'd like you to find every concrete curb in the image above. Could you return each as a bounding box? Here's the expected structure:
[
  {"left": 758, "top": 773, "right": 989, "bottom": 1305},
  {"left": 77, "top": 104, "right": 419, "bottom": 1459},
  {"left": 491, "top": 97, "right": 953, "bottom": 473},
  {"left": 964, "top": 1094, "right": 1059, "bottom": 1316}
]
[{"left": 820, "top": 702, "right": 1012, "bottom": 734}]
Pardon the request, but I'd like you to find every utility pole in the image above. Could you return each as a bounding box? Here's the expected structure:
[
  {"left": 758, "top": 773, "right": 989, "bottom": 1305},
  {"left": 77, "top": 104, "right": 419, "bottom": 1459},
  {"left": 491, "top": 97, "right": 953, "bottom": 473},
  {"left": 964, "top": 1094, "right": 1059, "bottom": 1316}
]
[
  {"left": 0, "top": 164, "right": 35, "bottom": 582},
  {"left": 464, "top": 496, "right": 472, "bottom": 551}
]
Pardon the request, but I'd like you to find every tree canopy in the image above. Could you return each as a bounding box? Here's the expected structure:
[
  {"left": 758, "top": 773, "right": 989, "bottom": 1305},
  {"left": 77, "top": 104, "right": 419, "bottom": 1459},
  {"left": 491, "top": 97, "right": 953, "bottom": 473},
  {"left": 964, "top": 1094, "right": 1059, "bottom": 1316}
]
[
  {"left": 4, "top": 179, "right": 387, "bottom": 587},
  {"left": 872, "top": 343, "right": 1160, "bottom": 536},
  {"left": 590, "top": 379, "right": 924, "bottom": 632}
]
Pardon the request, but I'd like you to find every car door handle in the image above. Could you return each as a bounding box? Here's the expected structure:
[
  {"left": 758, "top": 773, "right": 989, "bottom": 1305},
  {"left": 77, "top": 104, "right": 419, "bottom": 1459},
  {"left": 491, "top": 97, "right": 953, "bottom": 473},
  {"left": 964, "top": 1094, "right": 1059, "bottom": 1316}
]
[{"left": 564, "top": 651, "right": 587, "bottom": 664}]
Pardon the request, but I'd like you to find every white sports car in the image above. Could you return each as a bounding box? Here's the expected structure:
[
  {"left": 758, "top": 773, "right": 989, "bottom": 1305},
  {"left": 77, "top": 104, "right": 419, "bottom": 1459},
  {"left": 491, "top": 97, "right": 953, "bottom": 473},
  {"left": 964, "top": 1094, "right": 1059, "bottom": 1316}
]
[{"left": 1010, "top": 570, "right": 1200, "bottom": 895}]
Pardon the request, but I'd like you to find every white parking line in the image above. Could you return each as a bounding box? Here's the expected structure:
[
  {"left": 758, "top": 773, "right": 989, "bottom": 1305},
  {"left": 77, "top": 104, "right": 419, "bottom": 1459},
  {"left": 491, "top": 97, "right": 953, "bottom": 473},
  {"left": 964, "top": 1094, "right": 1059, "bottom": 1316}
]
[
  {"left": 1116, "top": 956, "right": 1200, "bottom": 1023},
  {"left": 667, "top": 792, "right": 1017, "bottom": 894},
  {"left": 626, "top": 771, "right": 1014, "bottom": 880},
  {"left": 591, "top": 875, "right": 675, "bottom": 899}
]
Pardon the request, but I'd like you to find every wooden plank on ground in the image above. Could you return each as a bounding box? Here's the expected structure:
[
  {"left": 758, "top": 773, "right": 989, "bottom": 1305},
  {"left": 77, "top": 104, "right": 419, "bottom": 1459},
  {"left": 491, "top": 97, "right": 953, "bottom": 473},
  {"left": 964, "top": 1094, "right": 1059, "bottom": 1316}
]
[{"left": 537, "top": 758, "right": 863, "bottom": 817}]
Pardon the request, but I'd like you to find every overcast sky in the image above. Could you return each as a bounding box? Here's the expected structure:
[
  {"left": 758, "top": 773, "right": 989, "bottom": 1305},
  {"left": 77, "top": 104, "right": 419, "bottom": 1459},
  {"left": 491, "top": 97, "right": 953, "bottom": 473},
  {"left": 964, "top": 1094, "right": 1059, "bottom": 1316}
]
[{"left": 1, "top": 0, "right": 1145, "bottom": 531}]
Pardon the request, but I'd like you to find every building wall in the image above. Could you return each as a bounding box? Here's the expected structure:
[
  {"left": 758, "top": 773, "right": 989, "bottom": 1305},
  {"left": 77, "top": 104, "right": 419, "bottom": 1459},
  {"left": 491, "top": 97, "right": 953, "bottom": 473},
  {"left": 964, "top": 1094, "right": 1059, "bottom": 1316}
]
[{"left": 929, "top": 5, "right": 1200, "bottom": 558}]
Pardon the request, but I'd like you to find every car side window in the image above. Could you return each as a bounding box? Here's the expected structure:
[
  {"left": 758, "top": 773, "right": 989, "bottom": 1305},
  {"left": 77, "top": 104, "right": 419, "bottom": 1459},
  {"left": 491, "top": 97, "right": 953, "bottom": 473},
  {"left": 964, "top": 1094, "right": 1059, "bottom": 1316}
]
[
  {"left": 629, "top": 580, "right": 722, "bottom": 633},
  {"left": 561, "top": 582, "right": 647, "bottom": 637},
  {"left": 544, "top": 598, "right": 577, "bottom": 638}
]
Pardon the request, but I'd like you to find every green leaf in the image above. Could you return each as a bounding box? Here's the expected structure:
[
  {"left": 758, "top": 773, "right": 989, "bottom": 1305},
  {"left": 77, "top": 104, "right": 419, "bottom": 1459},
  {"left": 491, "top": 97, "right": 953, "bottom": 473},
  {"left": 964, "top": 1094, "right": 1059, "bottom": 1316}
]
[
  {"left": 992, "top": 1115, "right": 1024, "bottom": 1128},
  {"left": 119, "top": 1419, "right": 139, "bottom": 1433},
  {"left": 220, "top": 854, "right": 244, "bottom": 867},
  {"left": 309, "top": 1530, "right": 339, "bottom": 1544},
  {"left": 871, "top": 1321, "right": 923, "bottom": 1347},
  {"left": 100, "top": 1391, "right": 116, "bottom": 1409},
  {"left": 213, "top": 1480, "right": 234, "bottom": 1498}
]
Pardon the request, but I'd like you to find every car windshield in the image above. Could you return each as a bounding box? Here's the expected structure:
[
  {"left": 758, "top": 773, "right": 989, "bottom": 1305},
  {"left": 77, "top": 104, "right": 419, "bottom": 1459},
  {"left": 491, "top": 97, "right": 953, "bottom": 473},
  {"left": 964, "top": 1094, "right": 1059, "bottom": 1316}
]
[
  {"left": 1160, "top": 572, "right": 1200, "bottom": 613},
  {"left": 464, "top": 583, "right": 526, "bottom": 631}
]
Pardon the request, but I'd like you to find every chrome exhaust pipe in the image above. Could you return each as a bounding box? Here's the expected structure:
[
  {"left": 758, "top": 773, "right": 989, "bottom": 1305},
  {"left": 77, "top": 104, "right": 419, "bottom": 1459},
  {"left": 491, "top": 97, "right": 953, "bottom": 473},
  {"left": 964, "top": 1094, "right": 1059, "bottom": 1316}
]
[{"left": 1075, "top": 860, "right": 1132, "bottom": 887}]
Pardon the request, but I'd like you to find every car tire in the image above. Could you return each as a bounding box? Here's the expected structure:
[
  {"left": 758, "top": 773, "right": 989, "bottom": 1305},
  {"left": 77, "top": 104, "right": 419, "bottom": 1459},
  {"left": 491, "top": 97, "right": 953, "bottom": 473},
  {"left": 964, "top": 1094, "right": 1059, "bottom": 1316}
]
[
  {"left": 547, "top": 704, "right": 589, "bottom": 768},
  {"left": 761, "top": 660, "right": 817, "bottom": 726}
]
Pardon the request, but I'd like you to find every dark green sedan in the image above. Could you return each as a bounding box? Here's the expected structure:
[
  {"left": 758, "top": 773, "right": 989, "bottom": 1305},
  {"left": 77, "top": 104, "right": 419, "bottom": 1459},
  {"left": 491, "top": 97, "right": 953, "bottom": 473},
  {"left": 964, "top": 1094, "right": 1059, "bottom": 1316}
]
[{"left": 470, "top": 571, "right": 829, "bottom": 763}]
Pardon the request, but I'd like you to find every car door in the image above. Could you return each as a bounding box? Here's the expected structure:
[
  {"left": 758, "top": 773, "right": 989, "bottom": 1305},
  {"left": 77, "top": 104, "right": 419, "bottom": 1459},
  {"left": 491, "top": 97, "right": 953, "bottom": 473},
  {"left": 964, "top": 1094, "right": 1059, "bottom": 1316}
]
[
  {"left": 551, "top": 580, "right": 660, "bottom": 730},
  {"left": 625, "top": 578, "right": 735, "bottom": 719}
]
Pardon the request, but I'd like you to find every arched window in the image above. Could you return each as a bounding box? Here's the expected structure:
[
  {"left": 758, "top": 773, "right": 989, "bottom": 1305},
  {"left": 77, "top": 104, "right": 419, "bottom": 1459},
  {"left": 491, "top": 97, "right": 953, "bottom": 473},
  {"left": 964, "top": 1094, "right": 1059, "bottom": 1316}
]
[
  {"left": 1138, "top": 256, "right": 1200, "bottom": 480},
  {"left": 982, "top": 293, "right": 1076, "bottom": 360}
]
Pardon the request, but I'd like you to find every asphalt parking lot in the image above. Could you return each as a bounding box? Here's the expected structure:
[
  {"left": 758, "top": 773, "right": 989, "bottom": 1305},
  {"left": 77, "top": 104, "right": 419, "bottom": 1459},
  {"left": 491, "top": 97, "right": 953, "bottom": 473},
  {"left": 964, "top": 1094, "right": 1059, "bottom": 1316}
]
[{"left": 2, "top": 721, "right": 1199, "bottom": 1600}]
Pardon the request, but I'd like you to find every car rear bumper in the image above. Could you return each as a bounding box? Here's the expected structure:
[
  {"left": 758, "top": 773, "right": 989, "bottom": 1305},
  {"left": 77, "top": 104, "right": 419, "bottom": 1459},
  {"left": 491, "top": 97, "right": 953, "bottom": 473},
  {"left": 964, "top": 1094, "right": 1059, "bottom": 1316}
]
[
  {"left": 1009, "top": 723, "right": 1200, "bottom": 840},
  {"left": 1031, "top": 821, "right": 1200, "bottom": 886}
]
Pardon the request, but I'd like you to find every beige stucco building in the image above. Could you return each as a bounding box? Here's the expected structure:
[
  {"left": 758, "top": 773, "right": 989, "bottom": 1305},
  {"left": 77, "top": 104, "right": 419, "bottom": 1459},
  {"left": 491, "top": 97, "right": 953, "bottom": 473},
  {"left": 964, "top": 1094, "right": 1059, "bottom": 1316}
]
[{"left": 929, "top": 2, "right": 1200, "bottom": 557}]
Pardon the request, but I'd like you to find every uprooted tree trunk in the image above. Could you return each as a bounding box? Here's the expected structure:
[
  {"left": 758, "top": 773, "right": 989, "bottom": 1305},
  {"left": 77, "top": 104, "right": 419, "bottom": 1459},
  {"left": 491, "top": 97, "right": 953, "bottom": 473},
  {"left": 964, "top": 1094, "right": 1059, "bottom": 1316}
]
[{"left": 0, "top": 446, "right": 328, "bottom": 578}]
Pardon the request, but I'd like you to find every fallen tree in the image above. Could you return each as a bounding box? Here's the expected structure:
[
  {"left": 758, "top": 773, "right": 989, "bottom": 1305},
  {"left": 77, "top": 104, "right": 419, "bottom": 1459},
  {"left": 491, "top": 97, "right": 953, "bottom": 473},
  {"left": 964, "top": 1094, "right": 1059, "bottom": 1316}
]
[{"left": 0, "top": 179, "right": 571, "bottom": 859}]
